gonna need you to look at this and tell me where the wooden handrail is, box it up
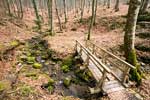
[86,41,136,69]
[76,40,111,73]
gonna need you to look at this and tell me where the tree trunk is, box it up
[63,0,67,23]
[80,0,85,22]
[94,0,98,25]
[124,0,142,85]
[115,0,120,12]
[140,0,149,14]
[47,0,53,34]
[87,0,95,40]
[6,0,11,16]
[18,0,23,19]
[32,0,41,30]
[54,0,62,31]
[107,0,111,8]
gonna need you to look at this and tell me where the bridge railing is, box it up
[85,40,136,86]
[75,40,111,90]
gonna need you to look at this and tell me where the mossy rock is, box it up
[62,56,74,67]
[19,85,34,96]
[32,63,42,69]
[25,72,37,77]
[61,65,70,73]
[48,78,55,86]
[27,57,36,64]
[10,40,20,47]
[20,55,27,61]
[0,81,10,92]
[63,77,71,87]
[47,85,54,93]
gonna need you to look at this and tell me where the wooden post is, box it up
[97,70,107,88]
[122,67,130,84]
[85,55,90,67]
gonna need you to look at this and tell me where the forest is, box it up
[0,0,149,100]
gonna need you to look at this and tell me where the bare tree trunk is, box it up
[140,0,149,14]
[47,0,53,34]
[54,0,62,31]
[124,0,142,85]
[63,0,67,23]
[87,0,95,40]
[115,0,120,12]
[94,0,98,25]
[107,0,111,8]
[6,0,11,15]
[80,0,85,22]
[18,0,23,19]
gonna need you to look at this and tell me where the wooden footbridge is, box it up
[75,40,142,100]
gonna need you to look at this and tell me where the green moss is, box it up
[19,85,34,96]
[47,85,54,93]
[61,65,70,73]
[62,56,74,67]
[127,50,142,85]
[63,77,71,87]
[0,82,7,92]
[48,78,55,85]
[32,63,42,69]
[27,57,35,64]
[10,40,19,47]
[25,72,37,77]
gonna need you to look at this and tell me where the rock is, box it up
[32,63,42,69]
[63,77,72,87]
[61,65,70,73]
[27,57,36,64]
[48,78,55,85]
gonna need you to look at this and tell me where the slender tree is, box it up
[63,0,67,23]
[80,0,85,22]
[115,0,120,12]
[87,0,95,40]
[32,0,41,30]
[124,0,142,85]
[47,0,53,34]
[6,0,11,16]
[55,0,62,31]
[107,0,111,8]
[140,0,149,14]
[93,0,98,25]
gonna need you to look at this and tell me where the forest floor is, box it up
[0,5,150,100]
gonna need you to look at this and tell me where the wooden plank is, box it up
[104,86,125,94]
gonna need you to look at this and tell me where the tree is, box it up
[54,0,62,31]
[80,0,85,22]
[47,0,53,34]
[93,0,98,25]
[107,0,111,8]
[63,0,67,23]
[115,0,120,12]
[6,0,11,16]
[140,0,149,14]
[32,0,41,31]
[87,0,95,40]
[124,0,142,85]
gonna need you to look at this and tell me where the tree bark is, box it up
[94,0,98,25]
[32,0,41,30]
[115,0,120,12]
[47,0,53,34]
[54,0,62,31]
[124,0,142,85]
[87,0,95,40]
[140,0,149,14]
[107,0,111,8]
[63,0,67,23]
[80,0,85,22]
